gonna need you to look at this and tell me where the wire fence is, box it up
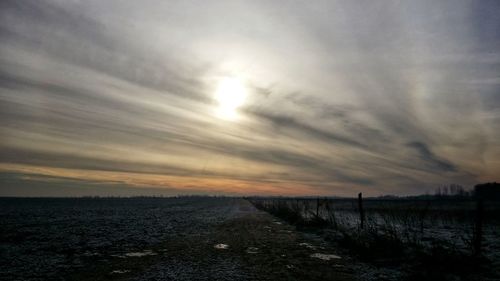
[248,194,500,259]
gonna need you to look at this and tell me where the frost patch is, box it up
[125,250,157,257]
[111,270,130,274]
[214,243,229,250]
[112,250,157,258]
[246,247,259,254]
[299,242,316,249]
[310,253,341,260]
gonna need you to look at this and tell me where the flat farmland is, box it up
[0,197,354,281]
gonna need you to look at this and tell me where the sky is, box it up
[0,0,499,197]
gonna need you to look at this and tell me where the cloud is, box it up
[406,141,456,172]
[250,110,366,149]
[0,0,498,196]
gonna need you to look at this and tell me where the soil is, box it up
[0,197,354,281]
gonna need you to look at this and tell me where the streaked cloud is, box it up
[1,0,499,196]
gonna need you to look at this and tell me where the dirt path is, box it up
[210,200,354,281]
[129,199,354,281]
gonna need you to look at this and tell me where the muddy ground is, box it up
[1,197,357,281]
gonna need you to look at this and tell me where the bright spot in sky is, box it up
[214,77,247,120]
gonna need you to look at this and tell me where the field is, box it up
[1,196,498,281]
[0,197,355,281]
[249,196,500,280]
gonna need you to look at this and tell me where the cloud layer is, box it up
[1,0,499,196]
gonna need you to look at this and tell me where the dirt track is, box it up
[131,200,354,281]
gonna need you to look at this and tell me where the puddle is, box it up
[246,247,259,254]
[111,270,130,274]
[214,243,229,250]
[310,253,341,260]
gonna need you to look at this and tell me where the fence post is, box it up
[316,198,320,218]
[473,196,483,256]
[358,192,365,229]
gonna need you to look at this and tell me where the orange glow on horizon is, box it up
[0,163,327,196]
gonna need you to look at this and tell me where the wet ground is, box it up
[0,197,354,280]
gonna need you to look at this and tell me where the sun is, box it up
[214,77,247,120]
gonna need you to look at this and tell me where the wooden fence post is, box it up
[316,198,320,218]
[473,196,483,256]
[358,192,365,229]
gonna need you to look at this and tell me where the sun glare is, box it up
[214,77,247,120]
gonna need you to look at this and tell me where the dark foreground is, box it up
[0,197,354,281]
